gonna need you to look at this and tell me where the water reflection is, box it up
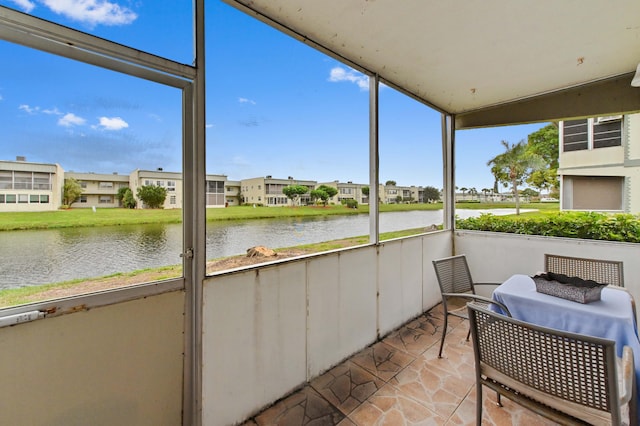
[0,209,524,289]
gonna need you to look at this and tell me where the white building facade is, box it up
[558,113,640,213]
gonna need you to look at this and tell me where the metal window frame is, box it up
[0,4,206,425]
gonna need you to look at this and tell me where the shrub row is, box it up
[456,211,640,243]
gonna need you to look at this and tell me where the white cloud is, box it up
[97,116,128,130]
[58,112,86,127]
[19,104,40,114]
[9,0,36,12]
[328,67,369,90]
[43,107,62,115]
[41,0,138,26]
[238,97,256,105]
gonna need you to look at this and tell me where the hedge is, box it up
[456,211,640,243]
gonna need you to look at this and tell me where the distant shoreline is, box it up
[0,201,556,232]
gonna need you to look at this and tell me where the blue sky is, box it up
[0,0,547,191]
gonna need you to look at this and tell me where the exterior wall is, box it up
[224,180,241,206]
[0,290,184,426]
[0,160,63,212]
[241,176,317,206]
[626,114,640,213]
[319,180,369,205]
[379,183,421,203]
[205,174,227,208]
[66,172,130,208]
[454,230,640,303]
[558,114,640,213]
[202,231,452,425]
[129,169,183,209]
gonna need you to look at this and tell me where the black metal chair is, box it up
[468,302,636,426]
[432,254,510,358]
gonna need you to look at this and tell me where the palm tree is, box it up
[487,140,543,215]
[460,187,468,200]
[469,187,478,200]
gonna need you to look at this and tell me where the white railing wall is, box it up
[455,230,640,301]
[201,230,451,425]
[0,291,185,425]
[1,229,636,425]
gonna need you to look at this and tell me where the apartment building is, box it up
[66,171,130,208]
[558,113,640,213]
[379,183,424,204]
[240,176,316,206]
[0,158,64,212]
[129,169,183,209]
[318,180,369,205]
[223,180,241,207]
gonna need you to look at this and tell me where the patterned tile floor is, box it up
[240,303,560,426]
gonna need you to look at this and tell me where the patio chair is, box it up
[545,253,637,329]
[468,303,636,426]
[432,255,510,358]
[544,253,624,287]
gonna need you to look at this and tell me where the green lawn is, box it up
[0,201,557,231]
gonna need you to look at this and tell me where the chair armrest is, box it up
[472,282,501,286]
[619,346,635,406]
[441,293,512,317]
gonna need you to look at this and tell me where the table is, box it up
[493,274,640,420]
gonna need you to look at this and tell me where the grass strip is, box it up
[0,202,555,231]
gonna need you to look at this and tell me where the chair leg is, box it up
[438,314,448,358]
[476,383,483,426]
[466,327,471,341]
[496,392,502,407]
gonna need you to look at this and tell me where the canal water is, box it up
[0,209,524,289]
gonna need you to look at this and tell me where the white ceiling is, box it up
[225,0,640,127]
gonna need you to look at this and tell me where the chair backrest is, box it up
[544,253,624,287]
[432,255,474,294]
[467,303,624,424]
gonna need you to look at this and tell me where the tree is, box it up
[423,186,440,202]
[487,140,544,215]
[459,187,468,199]
[469,187,478,200]
[520,188,539,199]
[316,185,338,205]
[62,178,83,207]
[361,186,369,196]
[526,123,560,196]
[310,188,329,205]
[116,187,137,209]
[282,185,308,206]
[137,185,168,209]
[385,180,396,186]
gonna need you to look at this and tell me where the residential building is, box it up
[205,174,229,208]
[129,169,183,209]
[0,158,64,212]
[379,183,422,204]
[66,171,130,208]
[240,176,316,206]
[558,113,640,213]
[318,180,369,205]
[223,180,241,207]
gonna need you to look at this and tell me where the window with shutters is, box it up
[562,119,588,151]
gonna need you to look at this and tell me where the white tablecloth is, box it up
[493,274,640,418]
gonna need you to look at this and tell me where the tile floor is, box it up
[240,304,560,425]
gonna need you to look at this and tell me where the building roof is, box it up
[225,0,640,128]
